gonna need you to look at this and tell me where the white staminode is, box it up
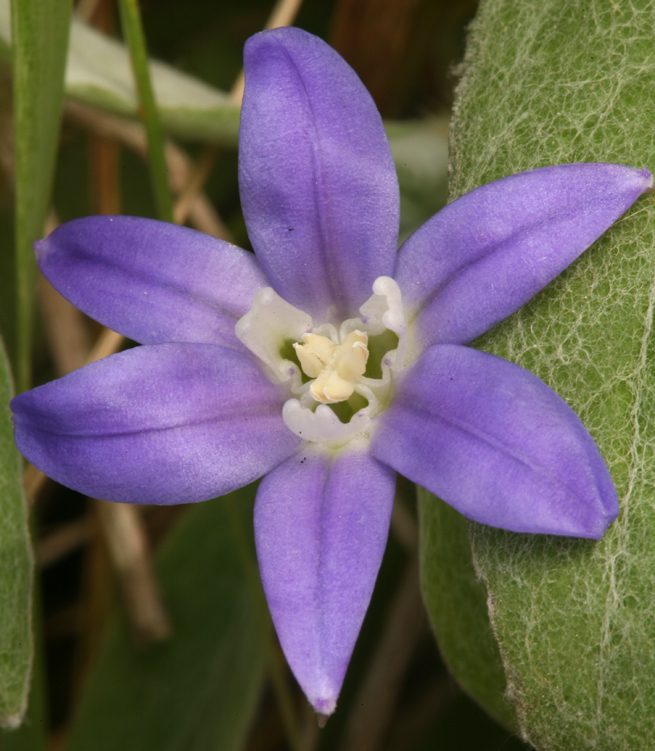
[235,287,311,386]
[294,330,369,404]
[235,276,407,446]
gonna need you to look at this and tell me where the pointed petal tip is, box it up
[624,165,654,193]
[585,500,620,541]
[312,698,337,720]
[551,508,617,541]
[640,167,654,191]
[549,477,619,541]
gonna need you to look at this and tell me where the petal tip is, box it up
[33,236,48,265]
[548,493,619,541]
[640,167,655,192]
[243,25,306,60]
[310,695,337,717]
[616,164,654,197]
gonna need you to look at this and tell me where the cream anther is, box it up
[294,330,369,404]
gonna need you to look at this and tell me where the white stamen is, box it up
[295,330,369,404]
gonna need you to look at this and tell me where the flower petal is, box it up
[239,27,399,322]
[371,344,618,538]
[254,441,395,714]
[12,344,301,504]
[395,164,653,350]
[36,216,268,350]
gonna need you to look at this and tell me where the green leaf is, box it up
[421,1,655,749]
[0,336,32,728]
[64,487,265,751]
[418,488,518,733]
[66,18,240,146]
[117,0,173,222]
[11,0,71,392]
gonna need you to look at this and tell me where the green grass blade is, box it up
[11,0,71,392]
[117,0,173,223]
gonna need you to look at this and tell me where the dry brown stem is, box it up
[95,500,172,643]
[38,517,97,568]
[38,277,92,375]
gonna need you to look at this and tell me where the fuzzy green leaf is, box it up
[418,488,518,733]
[420,1,655,749]
[64,488,265,751]
[0,337,32,728]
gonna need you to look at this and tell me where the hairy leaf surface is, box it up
[421,1,655,749]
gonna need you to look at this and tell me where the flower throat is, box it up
[235,276,407,445]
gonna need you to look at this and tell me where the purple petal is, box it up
[12,344,301,504]
[254,443,395,714]
[239,27,399,322]
[395,164,653,349]
[371,344,618,538]
[36,216,268,351]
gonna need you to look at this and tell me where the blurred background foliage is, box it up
[0,0,534,749]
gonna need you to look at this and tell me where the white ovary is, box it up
[236,276,408,446]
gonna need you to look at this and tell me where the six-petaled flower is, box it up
[11,27,652,716]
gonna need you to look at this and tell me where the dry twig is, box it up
[38,516,97,568]
[95,500,172,643]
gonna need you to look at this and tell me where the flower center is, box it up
[294,330,369,404]
[235,276,407,445]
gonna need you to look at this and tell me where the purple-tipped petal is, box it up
[254,443,395,714]
[36,216,268,351]
[239,27,399,322]
[395,164,653,350]
[372,344,618,538]
[12,344,301,504]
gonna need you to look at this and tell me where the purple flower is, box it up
[11,27,652,715]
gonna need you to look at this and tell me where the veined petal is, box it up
[12,344,301,504]
[371,344,618,538]
[239,27,399,322]
[395,164,653,350]
[254,442,395,714]
[36,216,268,351]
